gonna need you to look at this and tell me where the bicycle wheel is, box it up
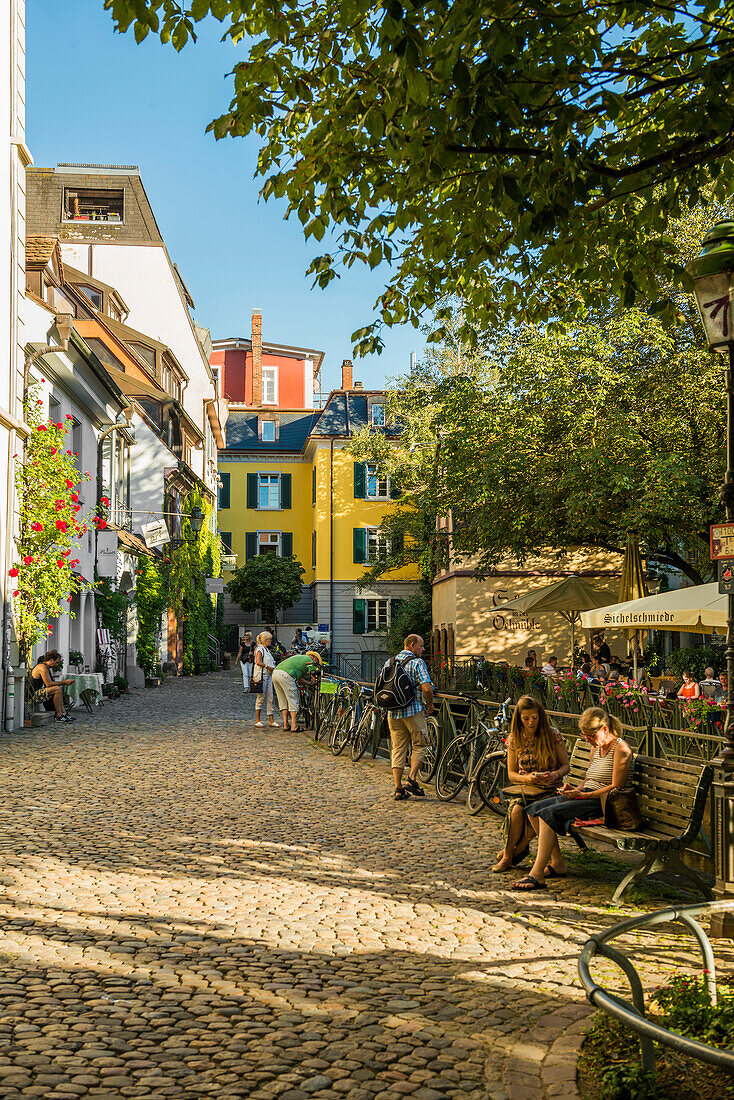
[435,735,471,801]
[417,716,440,784]
[466,776,486,815]
[476,751,509,815]
[331,706,354,756]
[352,706,379,761]
[314,695,331,741]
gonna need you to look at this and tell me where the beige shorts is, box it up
[272,668,299,714]
[387,711,428,770]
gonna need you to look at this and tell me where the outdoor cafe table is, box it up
[64,673,104,708]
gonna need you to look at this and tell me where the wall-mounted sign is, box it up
[142,520,170,548]
[205,577,225,594]
[719,560,734,594]
[221,554,237,571]
[96,530,119,577]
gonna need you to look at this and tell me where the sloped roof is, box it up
[224,410,321,452]
[26,235,59,266]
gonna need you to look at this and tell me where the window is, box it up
[220,532,232,553]
[312,531,316,568]
[258,473,280,509]
[77,284,103,310]
[371,403,385,427]
[258,531,280,555]
[312,466,316,504]
[218,472,230,510]
[130,341,157,372]
[85,337,126,373]
[261,420,276,443]
[353,598,390,634]
[63,187,124,223]
[262,367,277,404]
[367,527,388,562]
[366,463,390,500]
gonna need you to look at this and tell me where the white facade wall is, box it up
[1,0,30,729]
[24,296,130,675]
[59,242,218,498]
[128,411,176,535]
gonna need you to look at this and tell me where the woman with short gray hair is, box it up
[253,631,278,728]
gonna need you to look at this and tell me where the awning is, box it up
[580,582,725,633]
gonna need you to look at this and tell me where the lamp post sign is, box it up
[711,522,734,561]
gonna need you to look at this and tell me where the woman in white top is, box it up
[513,706,632,891]
[254,631,278,729]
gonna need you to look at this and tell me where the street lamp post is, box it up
[168,505,204,549]
[691,221,734,936]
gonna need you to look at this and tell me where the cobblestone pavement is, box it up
[0,672,728,1100]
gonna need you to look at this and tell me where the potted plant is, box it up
[68,650,84,672]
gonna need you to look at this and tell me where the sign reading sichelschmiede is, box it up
[142,520,170,548]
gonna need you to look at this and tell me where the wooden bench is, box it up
[566,739,713,904]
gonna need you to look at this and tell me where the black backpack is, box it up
[374,655,415,710]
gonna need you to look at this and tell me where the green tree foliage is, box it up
[135,556,167,676]
[106,0,734,350]
[168,489,222,675]
[386,583,432,654]
[226,554,305,621]
[10,387,96,662]
[353,204,727,586]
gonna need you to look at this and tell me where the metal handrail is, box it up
[578,900,734,1074]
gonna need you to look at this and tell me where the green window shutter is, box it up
[390,480,402,500]
[218,472,230,509]
[354,462,366,498]
[245,532,257,560]
[353,598,366,635]
[353,527,367,564]
[281,473,291,509]
[312,467,316,504]
[247,472,258,509]
[282,532,293,557]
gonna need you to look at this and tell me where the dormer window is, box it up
[77,284,103,310]
[63,187,124,224]
[130,341,157,373]
[370,402,385,427]
[259,417,277,443]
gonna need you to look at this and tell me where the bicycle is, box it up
[298,678,318,730]
[435,697,511,815]
[330,680,360,756]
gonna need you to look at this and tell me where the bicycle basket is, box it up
[319,677,338,695]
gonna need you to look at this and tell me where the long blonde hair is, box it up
[510,695,559,771]
[579,706,623,740]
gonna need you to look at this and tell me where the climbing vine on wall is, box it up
[135,555,168,677]
[95,576,129,646]
[168,489,221,676]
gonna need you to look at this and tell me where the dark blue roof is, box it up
[221,392,399,454]
[224,411,320,452]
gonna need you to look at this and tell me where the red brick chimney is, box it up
[251,309,262,407]
[341,359,353,390]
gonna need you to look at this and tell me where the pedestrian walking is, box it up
[236,631,254,693]
[253,631,278,728]
[380,633,434,801]
[272,651,323,732]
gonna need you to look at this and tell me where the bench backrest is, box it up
[567,739,712,840]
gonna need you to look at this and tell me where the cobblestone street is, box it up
[0,672,724,1100]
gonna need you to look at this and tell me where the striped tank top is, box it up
[585,740,624,792]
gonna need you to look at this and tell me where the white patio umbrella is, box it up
[580,582,726,634]
[499,576,619,665]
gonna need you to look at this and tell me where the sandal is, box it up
[512,844,530,867]
[545,866,569,879]
[512,874,547,891]
[491,861,514,874]
[405,778,425,797]
[394,787,411,801]
[292,726,305,733]
[254,722,264,728]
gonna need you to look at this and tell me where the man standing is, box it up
[272,651,322,732]
[386,634,434,801]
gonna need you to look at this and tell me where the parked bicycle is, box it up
[435,696,511,815]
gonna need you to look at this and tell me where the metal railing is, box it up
[578,900,734,1074]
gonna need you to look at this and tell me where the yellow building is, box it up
[217,388,419,670]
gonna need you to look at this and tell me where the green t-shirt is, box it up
[277,654,318,679]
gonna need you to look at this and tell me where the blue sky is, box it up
[26,2,424,392]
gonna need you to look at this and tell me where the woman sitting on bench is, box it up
[29,651,75,723]
[513,705,632,891]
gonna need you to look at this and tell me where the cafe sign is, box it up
[711,522,734,561]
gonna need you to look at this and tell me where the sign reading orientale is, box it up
[205,577,225,594]
[142,520,170,548]
[711,522,734,561]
